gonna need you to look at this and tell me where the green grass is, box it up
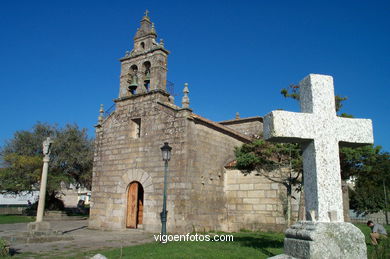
[53,232,284,259]
[0,215,34,224]
[3,221,389,259]
[62,225,390,259]
[355,223,390,258]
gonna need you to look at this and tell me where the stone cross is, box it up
[264,74,373,222]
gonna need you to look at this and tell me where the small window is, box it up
[141,42,145,49]
[130,118,141,138]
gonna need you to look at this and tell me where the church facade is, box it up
[89,12,300,233]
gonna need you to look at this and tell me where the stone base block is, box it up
[269,221,366,259]
[27,221,51,234]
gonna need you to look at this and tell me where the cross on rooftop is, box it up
[144,9,149,17]
[264,74,373,222]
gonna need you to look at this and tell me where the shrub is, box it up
[0,238,9,257]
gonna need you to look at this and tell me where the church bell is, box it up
[128,74,139,92]
[144,70,150,83]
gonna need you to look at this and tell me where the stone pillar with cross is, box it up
[27,137,54,234]
[266,74,372,259]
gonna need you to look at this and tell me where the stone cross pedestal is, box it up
[265,74,373,259]
[27,137,53,234]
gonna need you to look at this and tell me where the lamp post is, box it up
[160,142,172,236]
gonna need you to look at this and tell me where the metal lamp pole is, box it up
[160,142,172,236]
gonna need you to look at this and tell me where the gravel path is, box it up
[0,220,153,258]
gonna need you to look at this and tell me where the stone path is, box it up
[0,220,153,258]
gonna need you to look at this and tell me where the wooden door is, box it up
[126,182,138,228]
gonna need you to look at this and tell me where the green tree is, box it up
[349,150,390,219]
[235,139,302,226]
[0,122,94,198]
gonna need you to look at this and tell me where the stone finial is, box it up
[236,112,240,119]
[159,39,164,47]
[151,23,156,34]
[181,83,190,108]
[42,137,53,156]
[169,95,175,104]
[98,104,104,124]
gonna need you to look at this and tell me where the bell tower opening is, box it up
[128,65,139,94]
[143,61,151,92]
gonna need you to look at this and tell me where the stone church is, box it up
[89,12,300,233]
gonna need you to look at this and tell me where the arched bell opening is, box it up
[126,181,144,228]
[128,65,139,94]
[143,61,151,92]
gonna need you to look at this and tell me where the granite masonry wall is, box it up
[89,91,299,233]
[224,169,300,232]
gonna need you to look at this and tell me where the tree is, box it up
[0,122,94,198]
[349,150,390,220]
[235,139,302,226]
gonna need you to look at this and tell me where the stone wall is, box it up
[89,91,256,233]
[89,91,299,233]
[224,169,300,232]
[89,91,191,232]
[183,117,246,232]
[219,117,263,137]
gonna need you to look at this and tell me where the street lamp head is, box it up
[161,142,172,161]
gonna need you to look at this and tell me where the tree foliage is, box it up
[235,139,303,225]
[235,139,302,188]
[349,150,390,215]
[0,122,94,195]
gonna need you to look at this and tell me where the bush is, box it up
[0,238,9,257]
[24,192,65,216]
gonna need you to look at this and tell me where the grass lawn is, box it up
[65,224,390,259]
[0,215,35,224]
[355,223,390,257]
[3,220,389,258]
[45,232,284,259]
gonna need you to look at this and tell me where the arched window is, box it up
[130,65,138,72]
[140,42,145,49]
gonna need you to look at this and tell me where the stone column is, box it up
[36,154,50,222]
[28,137,53,233]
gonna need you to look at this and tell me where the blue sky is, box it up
[0,0,389,151]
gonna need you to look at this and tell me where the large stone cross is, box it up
[264,74,373,222]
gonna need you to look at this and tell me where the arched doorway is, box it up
[126,181,144,228]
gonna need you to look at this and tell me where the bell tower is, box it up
[118,11,170,98]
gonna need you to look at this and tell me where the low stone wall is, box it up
[350,211,390,225]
